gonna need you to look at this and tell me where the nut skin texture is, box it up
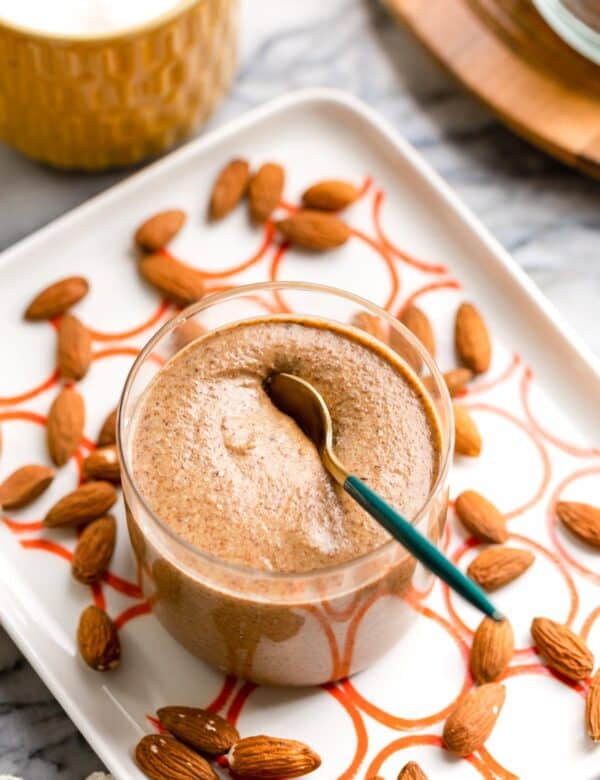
[302,179,360,211]
[209,158,250,220]
[442,368,473,397]
[0,464,54,509]
[72,515,116,584]
[97,408,117,447]
[470,617,514,684]
[47,387,85,467]
[398,760,429,779]
[134,209,186,252]
[586,669,600,742]
[401,305,435,358]
[443,683,506,757]
[467,546,535,592]
[276,210,350,251]
[24,276,89,320]
[77,606,120,671]
[157,706,239,755]
[453,404,482,457]
[44,481,117,528]
[83,445,120,483]
[138,253,204,306]
[135,734,217,780]
[57,314,92,381]
[556,501,600,549]
[229,735,322,778]
[455,302,491,374]
[249,162,285,223]
[455,490,508,544]
[531,617,594,682]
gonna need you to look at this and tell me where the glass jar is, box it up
[532,0,600,63]
[118,282,453,686]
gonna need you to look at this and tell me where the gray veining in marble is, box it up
[0,0,599,776]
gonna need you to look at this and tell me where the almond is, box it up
[398,761,428,779]
[302,179,360,211]
[0,464,55,509]
[172,319,206,350]
[468,546,534,591]
[455,490,508,544]
[47,386,85,466]
[557,501,600,549]
[83,445,120,483]
[157,706,239,755]
[443,368,473,397]
[453,404,482,457]
[209,158,250,220]
[443,683,505,756]
[351,311,389,343]
[470,616,514,683]
[401,305,435,358]
[77,605,120,671]
[44,481,117,528]
[72,515,116,584]
[249,162,285,223]
[229,735,321,778]
[24,276,89,321]
[455,302,491,374]
[135,209,186,252]
[57,314,92,381]
[586,668,600,741]
[276,210,350,251]
[531,617,594,681]
[97,407,117,447]
[139,253,204,306]
[136,734,217,780]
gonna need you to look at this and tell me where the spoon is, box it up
[265,372,503,622]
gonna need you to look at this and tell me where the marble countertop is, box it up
[0,0,598,776]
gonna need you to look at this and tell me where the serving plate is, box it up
[0,88,599,779]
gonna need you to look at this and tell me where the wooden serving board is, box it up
[383,0,600,179]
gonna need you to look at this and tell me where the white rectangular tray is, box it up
[1,88,599,779]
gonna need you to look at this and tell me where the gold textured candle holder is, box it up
[0,0,239,170]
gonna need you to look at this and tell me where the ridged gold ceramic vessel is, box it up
[0,0,238,170]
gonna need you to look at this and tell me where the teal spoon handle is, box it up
[344,475,503,621]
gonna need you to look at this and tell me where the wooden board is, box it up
[383,0,600,179]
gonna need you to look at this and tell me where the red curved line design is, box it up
[225,682,258,726]
[321,682,368,780]
[464,353,521,397]
[502,662,587,698]
[477,746,520,780]
[206,675,237,714]
[91,582,106,610]
[0,371,59,407]
[299,605,342,680]
[114,602,152,630]
[349,227,400,311]
[93,346,140,361]
[582,605,600,641]
[520,366,600,458]
[2,517,44,534]
[102,571,143,599]
[86,299,171,343]
[372,189,448,274]
[20,538,73,561]
[396,278,462,317]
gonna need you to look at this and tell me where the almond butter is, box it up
[83,445,120,483]
[468,546,534,591]
[276,210,350,251]
[398,761,428,779]
[209,158,250,220]
[139,254,204,306]
[351,311,389,343]
[47,386,85,466]
[531,617,594,681]
[57,314,92,381]
[136,734,217,780]
[77,605,120,671]
[44,481,117,528]
[586,668,600,741]
[470,616,514,684]
[557,501,600,549]
[135,209,186,252]
[157,706,239,755]
[455,490,508,544]
[443,683,505,756]
[97,407,117,447]
[249,162,285,223]
[72,515,116,584]
[453,404,482,457]
[455,302,491,374]
[302,179,360,211]
[24,276,89,321]
[0,464,55,509]
[401,305,435,358]
[229,735,321,778]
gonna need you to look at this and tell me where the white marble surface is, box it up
[0,0,599,776]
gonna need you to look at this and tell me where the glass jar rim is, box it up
[117,280,454,585]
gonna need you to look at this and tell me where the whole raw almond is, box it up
[586,668,600,741]
[455,302,491,374]
[302,179,360,211]
[77,605,120,671]
[557,501,600,549]
[57,314,92,381]
[443,368,473,397]
[47,386,85,466]
[24,276,89,321]
[135,209,186,252]
[139,253,204,306]
[470,616,514,683]
[468,546,534,591]
[276,210,350,251]
[351,311,389,343]
[229,735,321,778]
[443,683,505,756]
[97,407,117,447]
[249,162,285,223]
[83,445,120,483]
[453,404,482,457]
[44,481,117,528]
[157,706,239,755]
[398,761,428,779]
[455,490,508,544]
[531,617,594,681]
[401,305,435,358]
[0,464,55,509]
[209,158,250,220]
[136,734,217,780]
[72,515,116,584]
